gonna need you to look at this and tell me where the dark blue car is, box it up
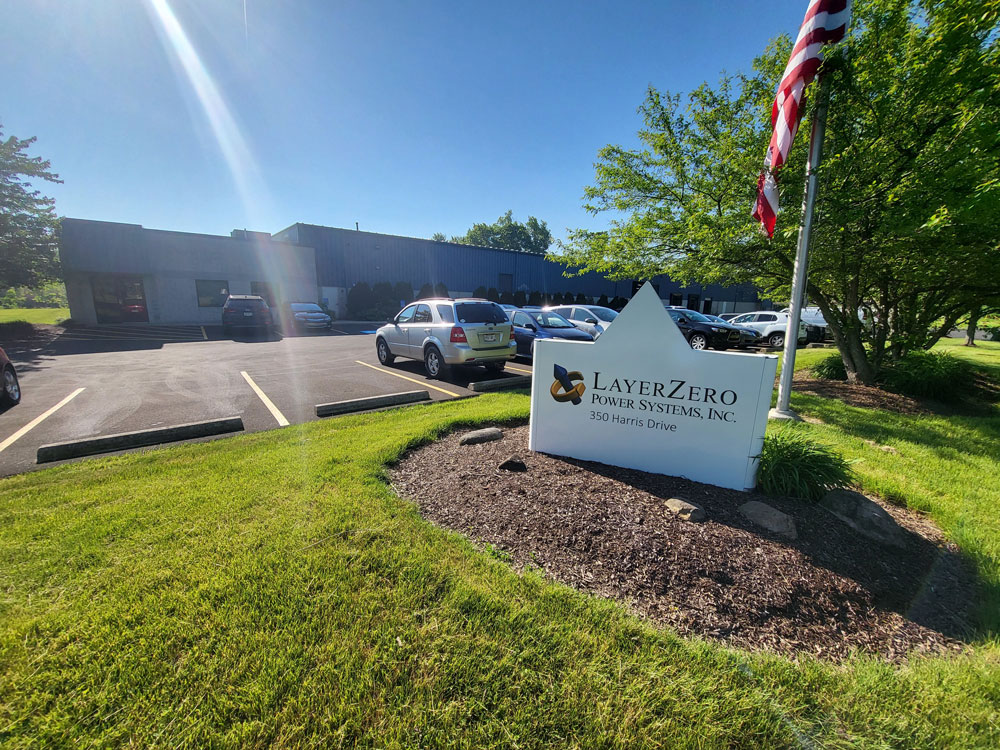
[508,309,594,358]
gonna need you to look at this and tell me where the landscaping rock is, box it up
[664,497,706,522]
[459,427,503,446]
[498,455,527,472]
[820,489,907,548]
[739,501,797,539]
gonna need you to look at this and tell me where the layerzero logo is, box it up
[550,363,586,405]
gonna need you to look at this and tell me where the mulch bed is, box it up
[792,372,930,414]
[390,424,975,662]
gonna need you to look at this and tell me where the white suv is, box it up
[728,311,808,348]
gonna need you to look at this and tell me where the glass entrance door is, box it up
[91,276,149,323]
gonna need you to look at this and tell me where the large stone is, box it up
[739,501,797,539]
[664,497,706,523]
[459,427,503,446]
[820,489,907,548]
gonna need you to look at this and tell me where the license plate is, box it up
[243,311,253,317]
[482,333,497,343]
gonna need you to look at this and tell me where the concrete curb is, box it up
[315,390,430,417]
[469,375,532,393]
[37,416,244,463]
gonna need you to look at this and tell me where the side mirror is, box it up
[585,317,598,324]
[526,323,537,332]
[387,316,397,324]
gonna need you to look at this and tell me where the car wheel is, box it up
[376,337,395,366]
[2,365,20,406]
[424,345,449,379]
[485,361,505,374]
[768,332,785,348]
[688,333,708,350]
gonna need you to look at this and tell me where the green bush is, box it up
[757,427,853,502]
[811,353,847,380]
[879,350,974,401]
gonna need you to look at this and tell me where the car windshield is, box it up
[530,311,574,329]
[588,307,617,322]
[455,302,508,324]
[679,309,710,322]
[290,303,322,313]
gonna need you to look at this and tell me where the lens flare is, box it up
[145,0,268,220]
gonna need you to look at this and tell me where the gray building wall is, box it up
[61,219,318,325]
[273,223,759,316]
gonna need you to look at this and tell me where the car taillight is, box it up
[450,326,467,343]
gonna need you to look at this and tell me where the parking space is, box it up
[0,327,533,476]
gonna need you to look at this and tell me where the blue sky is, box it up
[3,1,807,243]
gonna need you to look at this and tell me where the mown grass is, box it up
[0,307,69,325]
[1,360,1000,745]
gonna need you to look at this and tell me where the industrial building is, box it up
[60,218,763,325]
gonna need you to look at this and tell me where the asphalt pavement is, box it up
[0,324,534,476]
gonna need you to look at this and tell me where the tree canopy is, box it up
[0,125,62,290]
[452,211,553,254]
[554,0,1000,383]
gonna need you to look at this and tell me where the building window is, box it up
[686,294,700,310]
[669,293,682,306]
[196,279,229,307]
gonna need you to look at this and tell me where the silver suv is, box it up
[375,298,516,378]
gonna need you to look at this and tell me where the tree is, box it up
[0,126,62,289]
[473,285,488,298]
[512,290,527,307]
[347,282,373,318]
[499,290,514,305]
[430,232,447,242]
[418,283,434,300]
[453,211,553,254]
[554,0,1000,384]
[486,287,500,302]
[575,293,589,305]
[597,293,610,307]
[434,282,449,298]
[528,290,542,306]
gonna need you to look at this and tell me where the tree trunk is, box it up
[965,306,982,346]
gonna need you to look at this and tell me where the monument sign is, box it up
[529,283,778,491]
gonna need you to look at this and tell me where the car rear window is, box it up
[455,302,507,324]
[226,298,267,310]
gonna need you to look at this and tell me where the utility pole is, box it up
[769,75,830,421]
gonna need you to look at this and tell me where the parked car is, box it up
[704,313,761,348]
[779,306,830,342]
[0,346,20,407]
[728,311,808,348]
[718,313,741,322]
[286,301,332,331]
[546,305,618,338]
[222,294,274,335]
[121,298,147,320]
[665,308,744,350]
[507,309,594,359]
[375,298,515,378]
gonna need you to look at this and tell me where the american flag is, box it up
[752,0,852,238]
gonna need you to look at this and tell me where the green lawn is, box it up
[0,307,69,325]
[2,350,1000,746]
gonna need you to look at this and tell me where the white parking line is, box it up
[0,388,86,454]
[354,361,460,397]
[240,371,290,426]
[200,326,208,340]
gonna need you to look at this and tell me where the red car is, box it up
[0,346,20,407]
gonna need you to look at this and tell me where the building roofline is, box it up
[281,222,547,257]
[62,217,311,248]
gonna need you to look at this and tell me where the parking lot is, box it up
[0,324,535,476]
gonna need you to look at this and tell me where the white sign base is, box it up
[529,284,778,491]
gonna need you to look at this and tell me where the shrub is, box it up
[757,427,853,502]
[512,290,527,307]
[433,282,449,298]
[473,285,488,299]
[811,353,847,381]
[486,287,500,302]
[346,282,373,318]
[878,350,974,401]
[527,290,542,306]
[575,293,589,305]
[499,291,514,305]
[597,293,610,307]
[392,281,413,307]
[417,283,434,300]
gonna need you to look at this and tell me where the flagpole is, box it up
[769,74,831,421]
